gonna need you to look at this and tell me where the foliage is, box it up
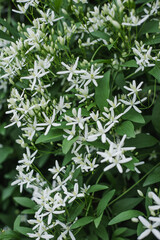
[0,0,160,239]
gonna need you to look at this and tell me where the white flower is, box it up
[57,57,83,81]
[125,161,144,174]
[22,116,44,141]
[81,65,103,87]
[88,120,114,143]
[90,111,99,122]
[122,10,149,27]
[48,160,65,179]
[132,43,157,72]
[138,216,160,240]
[37,109,61,135]
[66,108,90,130]
[120,95,147,113]
[56,220,76,240]
[55,96,70,115]
[21,61,49,91]
[97,141,117,163]
[28,228,54,240]
[85,157,99,171]
[12,3,29,14]
[107,96,121,110]
[64,125,76,141]
[149,215,160,223]
[148,192,160,214]
[98,135,135,173]
[11,170,35,192]
[18,147,37,171]
[75,86,94,103]
[124,80,144,96]
[39,9,63,25]
[103,108,123,127]
[63,183,84,203]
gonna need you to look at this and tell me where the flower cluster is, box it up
[133,191,160,240]
[0,0,160,239]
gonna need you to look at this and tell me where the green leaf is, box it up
[139,20,160,35]
[62,151,73,166]
[0,123,6,135]
[145,35,160,45]
[68,202,85,222]
[71,216,94,230]
[53,0,63,12]
[2,186,16,201]
[113,228,127,236]
[87,102,96,111]
[137,222,144,236]
[97,189,115,216]
[92,59,111,64]
[95,225,109,240]
[0,147,13,164]
[0,18,19,38]
[94,213,103,228]
[21,209,36,214]
[143,167,160,186]
[112,198,142,214]
[95,70,110,111]
[35,129,63,144]
[62,136,79,154]
[116,121,135,138]
[0,30,14,42]
[115,72,126,90]
[123,157,139,171]
[126,133,158,149]
[13,215,21,232]
[91,31,110,41]
[0,230,20,240]
[122,109,145,124]
[84,140,109,150]
[88,184,108,193]
[16,227,33,236]
[152,97,160,133]
[14,215,33,236]
[0,213,15,228]
[108,210,143,225]
[149,64,160,83]
[145,187,152,216]
[122,60,138,68]
[14,197,36,208]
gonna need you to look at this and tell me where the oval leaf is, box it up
[14,197,36,208]
[97,189,115,216]
[62,136,79,154]
[126,133,158,148]
[116,121,135,138]
[95,70,110,111]
[108,210,143,225]
[152,97,160,133]
[143,167,160,186]
[71,216,94,230]
[122,109,145,124]
[35,129,63,144]
[88,184,108,193]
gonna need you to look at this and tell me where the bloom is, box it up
[81,65,103,87]
[57,57,83,81]
[138,216,160,240]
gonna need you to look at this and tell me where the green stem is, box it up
[91,44,105,62]
[107,162,160,208]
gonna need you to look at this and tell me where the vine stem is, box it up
[107,162,160,208]
[91,44,105,62]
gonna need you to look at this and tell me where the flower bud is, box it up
[137,189,144,197]
[131,217,139,223]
